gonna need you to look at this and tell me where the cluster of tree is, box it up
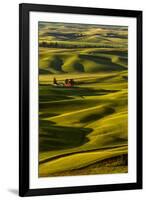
[39,41,122,49]
[39,41,98,48]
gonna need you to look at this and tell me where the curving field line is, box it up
[44,104,107,121]
[40,144,127,164]
[39,145,127,176]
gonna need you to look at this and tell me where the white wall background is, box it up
[0,0,145,199]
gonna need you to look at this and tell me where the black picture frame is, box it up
[19,3,143,197]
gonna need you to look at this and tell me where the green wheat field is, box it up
[38,22,128,177]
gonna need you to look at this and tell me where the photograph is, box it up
[19,3,142,196]
[38,21,128,177]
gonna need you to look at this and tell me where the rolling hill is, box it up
[38,21,128,177]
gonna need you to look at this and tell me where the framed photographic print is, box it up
[19,3,142,197]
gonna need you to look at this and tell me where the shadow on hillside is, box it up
[39,85,119,105]
[80,107,115,123]
[39,120,92,152]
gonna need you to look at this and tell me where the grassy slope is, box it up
[39,72,128,176]
[39,147,127,176]
[48,154,128,177]
[39,50,127,73]
[38,22,128,177]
